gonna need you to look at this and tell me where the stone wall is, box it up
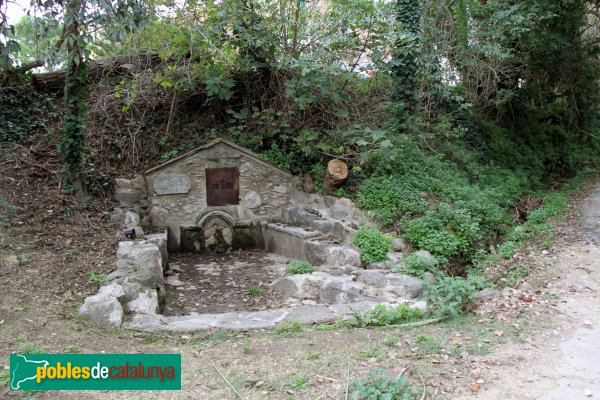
[145,141,296,250]
[79,232,168,327]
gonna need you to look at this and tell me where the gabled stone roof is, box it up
[144,138,293,176]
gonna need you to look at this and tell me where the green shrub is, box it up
[344,304,422,328]
[356,177,427,226]
[423,275,487,318]
[260,142,292,170]
[403,204,481,260]
[352,227,393,265]
[287,260,315,275]
[395,253,441,276]
[352,368,421,400]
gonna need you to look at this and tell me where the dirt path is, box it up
[471,182,600,399]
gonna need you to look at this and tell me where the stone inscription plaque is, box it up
[153,174,191,195]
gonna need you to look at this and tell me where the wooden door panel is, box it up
[206,168,239,206]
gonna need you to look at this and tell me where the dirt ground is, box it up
[1,142,599,399]
[164,251,290,316]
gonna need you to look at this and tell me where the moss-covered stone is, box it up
[232,228,256,250]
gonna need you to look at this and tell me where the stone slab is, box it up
[153,174,191,195]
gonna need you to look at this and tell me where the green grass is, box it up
[357,346,383,360]
[19,343,44,354]
[286,260,315,275]
[249,286,264,297]
[0,370,9,386]
[67,345,82,353]
[273,321,302,336]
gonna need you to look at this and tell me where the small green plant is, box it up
[290,377,311,391]
[88,270,107,284]
[249,286,264,297]
[314,323,334,331]
[352,368,421,399]
[352,227,393,265]
[20,343,44,354]
[0,370,9,386]
[415,335,442,355]
[423,275,487,318]
[161,149,179,162]
[287,260,315,275]
[395,252,440,276]
[273,321,302,335]
[307,351,321,360]
[241,337,251,354]
[67,345,81,354]
[14,335,28,344]
[344,304,422,328]
[503,264,529,287]
[357,347,382,360]
[384,336,397,347]
[496,241,518,259]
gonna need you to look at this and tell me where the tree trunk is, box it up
[323,159,348,194]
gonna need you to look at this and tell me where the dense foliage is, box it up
[1,0,598,271]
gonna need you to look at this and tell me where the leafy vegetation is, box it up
[351,368,421,400]
[352,227,393,265]
[395,253,440,277]
[423,275,488,318]
[0,0,598,321]
[344,304,422,328]
[273,321,302,336]
[286,260,315,275]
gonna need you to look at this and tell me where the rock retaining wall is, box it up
[79,231,168,327]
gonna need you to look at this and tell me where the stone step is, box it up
[283,207,353,241]
[260,221,326,261]
[259,221,362,267]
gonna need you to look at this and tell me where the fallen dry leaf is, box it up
[495,330,504,336]
[471,383,481,393]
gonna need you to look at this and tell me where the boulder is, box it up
[392,238,408,252]
[130,175,147,190]
[95,283,126,300]
[387,274,424,298]
[270,274,327,299]
[422,272,436,286]
[329,204,349,220]
[322,266,345,277]
[114,189,140,205]
[326,245,361,267]
[124,211,140,226]
[475,288,499,299]
[115,178,132,189]
[79,297,123,327]
[110,209,126,225]
[124,289,160,314]
[319,280,363,304]
[304,240,329,265]
[106,270,127,283]
[415,250,435,261]
[410,300,428,313]
[357,270,387,288]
